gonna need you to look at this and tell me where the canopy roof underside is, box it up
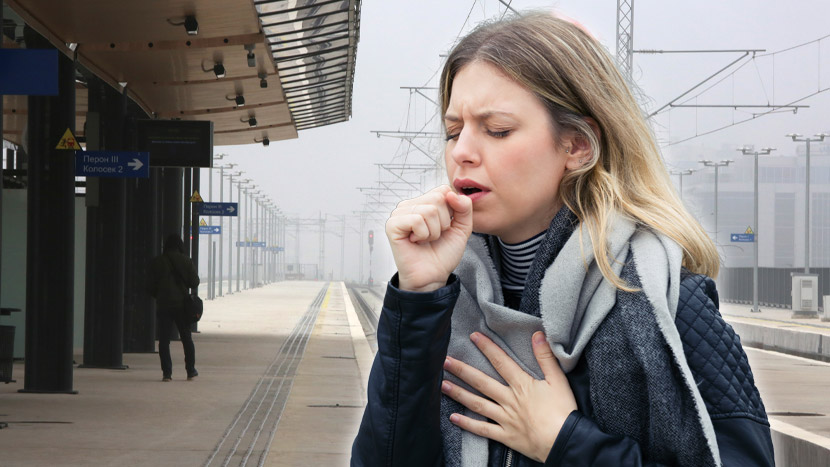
[2,0,361,147]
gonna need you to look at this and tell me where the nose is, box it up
[448,128,481,167]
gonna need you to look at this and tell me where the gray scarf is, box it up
[440,211,720,466]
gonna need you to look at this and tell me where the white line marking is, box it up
[745,347,830,367]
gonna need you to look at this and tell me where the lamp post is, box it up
[247,189,261,289]
[236,179,251,291]
[668,169,696,200]
[786,133,830,274]
[207,154,225,299]
[698,160,733,242]
[224,170,241,294]
[738,146,776,313]
[216,163,236,297]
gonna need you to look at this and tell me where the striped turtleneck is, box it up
[497,230,546,294]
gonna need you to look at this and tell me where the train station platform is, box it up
[1,281,830,466]
[0,281,373,466]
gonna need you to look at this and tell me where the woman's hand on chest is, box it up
[441,331,577,463]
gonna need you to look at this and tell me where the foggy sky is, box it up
[201,0,830,281]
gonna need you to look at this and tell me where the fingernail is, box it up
[470,332,479,343]
[449,414,460,423]
[443,358,451,369]
[533,332,545,345]
[441,381,451,393]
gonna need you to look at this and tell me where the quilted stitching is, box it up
[675,271,769,424]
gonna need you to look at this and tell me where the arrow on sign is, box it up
[128,158,144,171]
[227,206,235,213]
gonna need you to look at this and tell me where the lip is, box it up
[453,178,490,203]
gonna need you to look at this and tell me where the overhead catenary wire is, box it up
[656,33,830,146]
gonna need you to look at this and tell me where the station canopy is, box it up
[2,0,361,147]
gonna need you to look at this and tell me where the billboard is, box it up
[136,120,213,168]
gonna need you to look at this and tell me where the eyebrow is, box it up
[444,110,517,122]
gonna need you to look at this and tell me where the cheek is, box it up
[444,151,456,179]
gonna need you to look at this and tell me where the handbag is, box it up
[165,255,203,323]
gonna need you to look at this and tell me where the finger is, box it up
[386,213,430,243]
[410,204,443,242]
[441,380,505,422]
[531,331,562,381]
[444,356,511,402]
[445,191,473,233]
[469,332,526,384]
[447,412,507,445]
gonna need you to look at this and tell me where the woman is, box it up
[352,12,773,466]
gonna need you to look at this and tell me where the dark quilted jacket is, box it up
[351,271,774,466]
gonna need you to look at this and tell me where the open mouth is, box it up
[460,187,482,195]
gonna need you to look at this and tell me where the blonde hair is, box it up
[440,12,719,288]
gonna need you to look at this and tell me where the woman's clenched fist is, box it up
[385,185,473,292]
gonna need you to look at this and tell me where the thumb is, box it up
[445,191,473,234]
[532,331,561,381]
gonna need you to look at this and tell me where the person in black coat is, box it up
[147,234,200,382]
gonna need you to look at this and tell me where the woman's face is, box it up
[444,61,574,243]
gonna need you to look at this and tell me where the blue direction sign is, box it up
[199,202,238,216]
[75,151,149,178]
[0,49,58,95]
[264,247,284,252]
[199,226,221,235]
[236,241,266,247]
[731,233,755,242]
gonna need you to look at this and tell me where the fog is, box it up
[198,0,830,284]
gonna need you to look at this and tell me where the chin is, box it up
[471,216,502,237]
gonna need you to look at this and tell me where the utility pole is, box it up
[738,145,775,313]
[698,160,733,242]
[668,169,696,200]
[616,0,635,81]
[786,133,829,274]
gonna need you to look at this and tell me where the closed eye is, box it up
[488,129,511,138]
[445,133,460,142]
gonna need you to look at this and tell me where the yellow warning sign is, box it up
[190,190,203,203]
[199,218,207,226]
[56,128,81,150]
[745,226,754,234]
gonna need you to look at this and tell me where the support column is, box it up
[160,167,183,341]
[190,169,200,333]
[183,168,191,256]
[81,77,127,369]
[123,102,155,353]
[21,27,76,393]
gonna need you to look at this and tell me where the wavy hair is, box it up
[439,12,719,288]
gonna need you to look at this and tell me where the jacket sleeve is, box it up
[544,273,774,467]
[351,273,460,467]
[185,257,200,289]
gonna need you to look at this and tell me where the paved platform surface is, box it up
[0,281,372,466]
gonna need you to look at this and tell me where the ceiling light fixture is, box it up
[227,94,245,106]
[213,63,225,79]
[244,44,256,67]
[258,72,267,88]
[184,15,199,35]
[255,137,270,147]
[242,117,257,128]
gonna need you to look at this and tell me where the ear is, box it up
[563,117,601,170]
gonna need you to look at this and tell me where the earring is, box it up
[579,158,585,164]
[565,147,571,153]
